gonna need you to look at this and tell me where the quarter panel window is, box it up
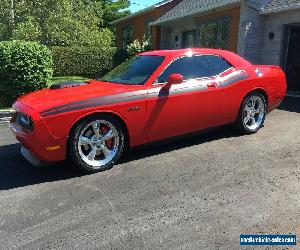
[157,56,213,83]
[206,55,233,75]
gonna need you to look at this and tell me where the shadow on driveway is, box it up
[0,126,241,191]
[1,96,297,191]
[278,95,300,113]
[0,143,83,191]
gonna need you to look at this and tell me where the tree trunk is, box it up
[10,0,15,32]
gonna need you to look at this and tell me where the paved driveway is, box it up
[0,97,299,249]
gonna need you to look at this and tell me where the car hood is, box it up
[17,80,144,113]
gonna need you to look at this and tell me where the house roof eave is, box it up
[110,6,155,25]
[110,0,175,25]
[260,3,300,15]
[152,1,240,26]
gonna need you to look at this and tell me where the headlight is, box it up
[18,113,34,131]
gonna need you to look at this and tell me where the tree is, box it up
[0,0,129,46]
[0,0,13,40]
[101,0,131,28]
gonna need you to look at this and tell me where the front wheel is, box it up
[69,115,125,173]
[236,92,267,134]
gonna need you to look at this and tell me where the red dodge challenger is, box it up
[10,48,287,173]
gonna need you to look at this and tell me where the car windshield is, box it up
[101,55,165,85]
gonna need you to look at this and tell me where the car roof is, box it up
[140,48,252,67]
[140,48,221,56]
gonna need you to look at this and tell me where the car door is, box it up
[145,55,223,142]
[206,55,250,124]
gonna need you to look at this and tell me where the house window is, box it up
[122,25,133,49]
[145,19,153,39]
[198,17,230,49]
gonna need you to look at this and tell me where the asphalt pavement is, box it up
[0,97,299,249]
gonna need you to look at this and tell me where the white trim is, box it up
[152,1,240,25]
[155,0,173,8]
[260,4,300,15]
[111,6,155,25]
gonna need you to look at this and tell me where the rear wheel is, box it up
[236,92,267,134]
[69,115,125,173]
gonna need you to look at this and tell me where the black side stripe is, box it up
[220,71,249,87]
[40,90,147,117]
[41,95,146,117]
[147,84,208,98]
[40,85,210,117]
[40,72,249,117]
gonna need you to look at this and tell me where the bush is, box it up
[51,46,119,77]
[0,41,53,106]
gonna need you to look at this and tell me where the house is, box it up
[111,0,183,50]
[113,0,300,93]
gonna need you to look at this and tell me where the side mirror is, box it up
[167,74,184,86]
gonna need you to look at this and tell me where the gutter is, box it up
[260,3,300,15]
[152,1,240,26]
[110,6,155,25]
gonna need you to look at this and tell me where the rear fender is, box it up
[253,65,287,110]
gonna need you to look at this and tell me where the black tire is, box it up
[235,92,267,134]
[69,114,125,173]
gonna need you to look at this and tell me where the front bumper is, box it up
[21,147,44,167]
[10,109,67,165]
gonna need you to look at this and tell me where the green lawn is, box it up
[49,76,90,86]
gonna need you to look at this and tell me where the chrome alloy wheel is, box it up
[242,96,265,131]
[78,120,120,169]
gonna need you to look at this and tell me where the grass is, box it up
[48,76,90,86]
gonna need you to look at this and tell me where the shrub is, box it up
[51,46,119,77]
[0,41,53,106]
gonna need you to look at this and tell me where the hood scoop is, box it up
[50,81,88,90]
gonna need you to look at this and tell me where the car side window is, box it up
[206,55,233,76]
[157,56,213,83]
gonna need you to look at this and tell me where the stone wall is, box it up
[261,10,300,66]
[237,1,267,64]
[238,0,300,66]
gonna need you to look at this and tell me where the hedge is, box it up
[51,46,129,78]
[0,43,130,107]
[0,41,53,106]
